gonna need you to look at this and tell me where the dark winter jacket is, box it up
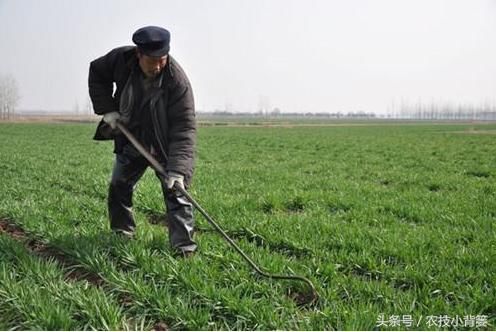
[88,46,196,185]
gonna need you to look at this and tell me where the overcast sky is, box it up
[1,0,495,114]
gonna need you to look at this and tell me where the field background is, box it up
[0,121,494,330]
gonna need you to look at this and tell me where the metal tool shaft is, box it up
[116,121,318,303]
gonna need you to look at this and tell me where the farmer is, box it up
[88,26,197,257]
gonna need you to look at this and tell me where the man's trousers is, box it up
[108,146,196,253]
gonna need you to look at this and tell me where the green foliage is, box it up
[0,122,495,330]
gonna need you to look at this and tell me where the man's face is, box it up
[137,52,168,78]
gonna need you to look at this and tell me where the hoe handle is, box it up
[115,121,318,304]
[116,122,167,176]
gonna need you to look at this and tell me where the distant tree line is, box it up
[0,74,20,120]
[388,101,496,120]
[201,102,496,121]
[202,108,377,119]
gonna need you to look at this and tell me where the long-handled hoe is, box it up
[116,122,318,305]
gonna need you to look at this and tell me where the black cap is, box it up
[132,26,170,57]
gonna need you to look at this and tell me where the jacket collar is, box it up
[124,46,138,69]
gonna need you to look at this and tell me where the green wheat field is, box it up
[0,121,494,330]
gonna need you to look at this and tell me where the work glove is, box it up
[103,111,120,129]
[167,171,184,191]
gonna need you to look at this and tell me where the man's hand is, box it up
[103,111,120,129]
[167,171,184,191]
